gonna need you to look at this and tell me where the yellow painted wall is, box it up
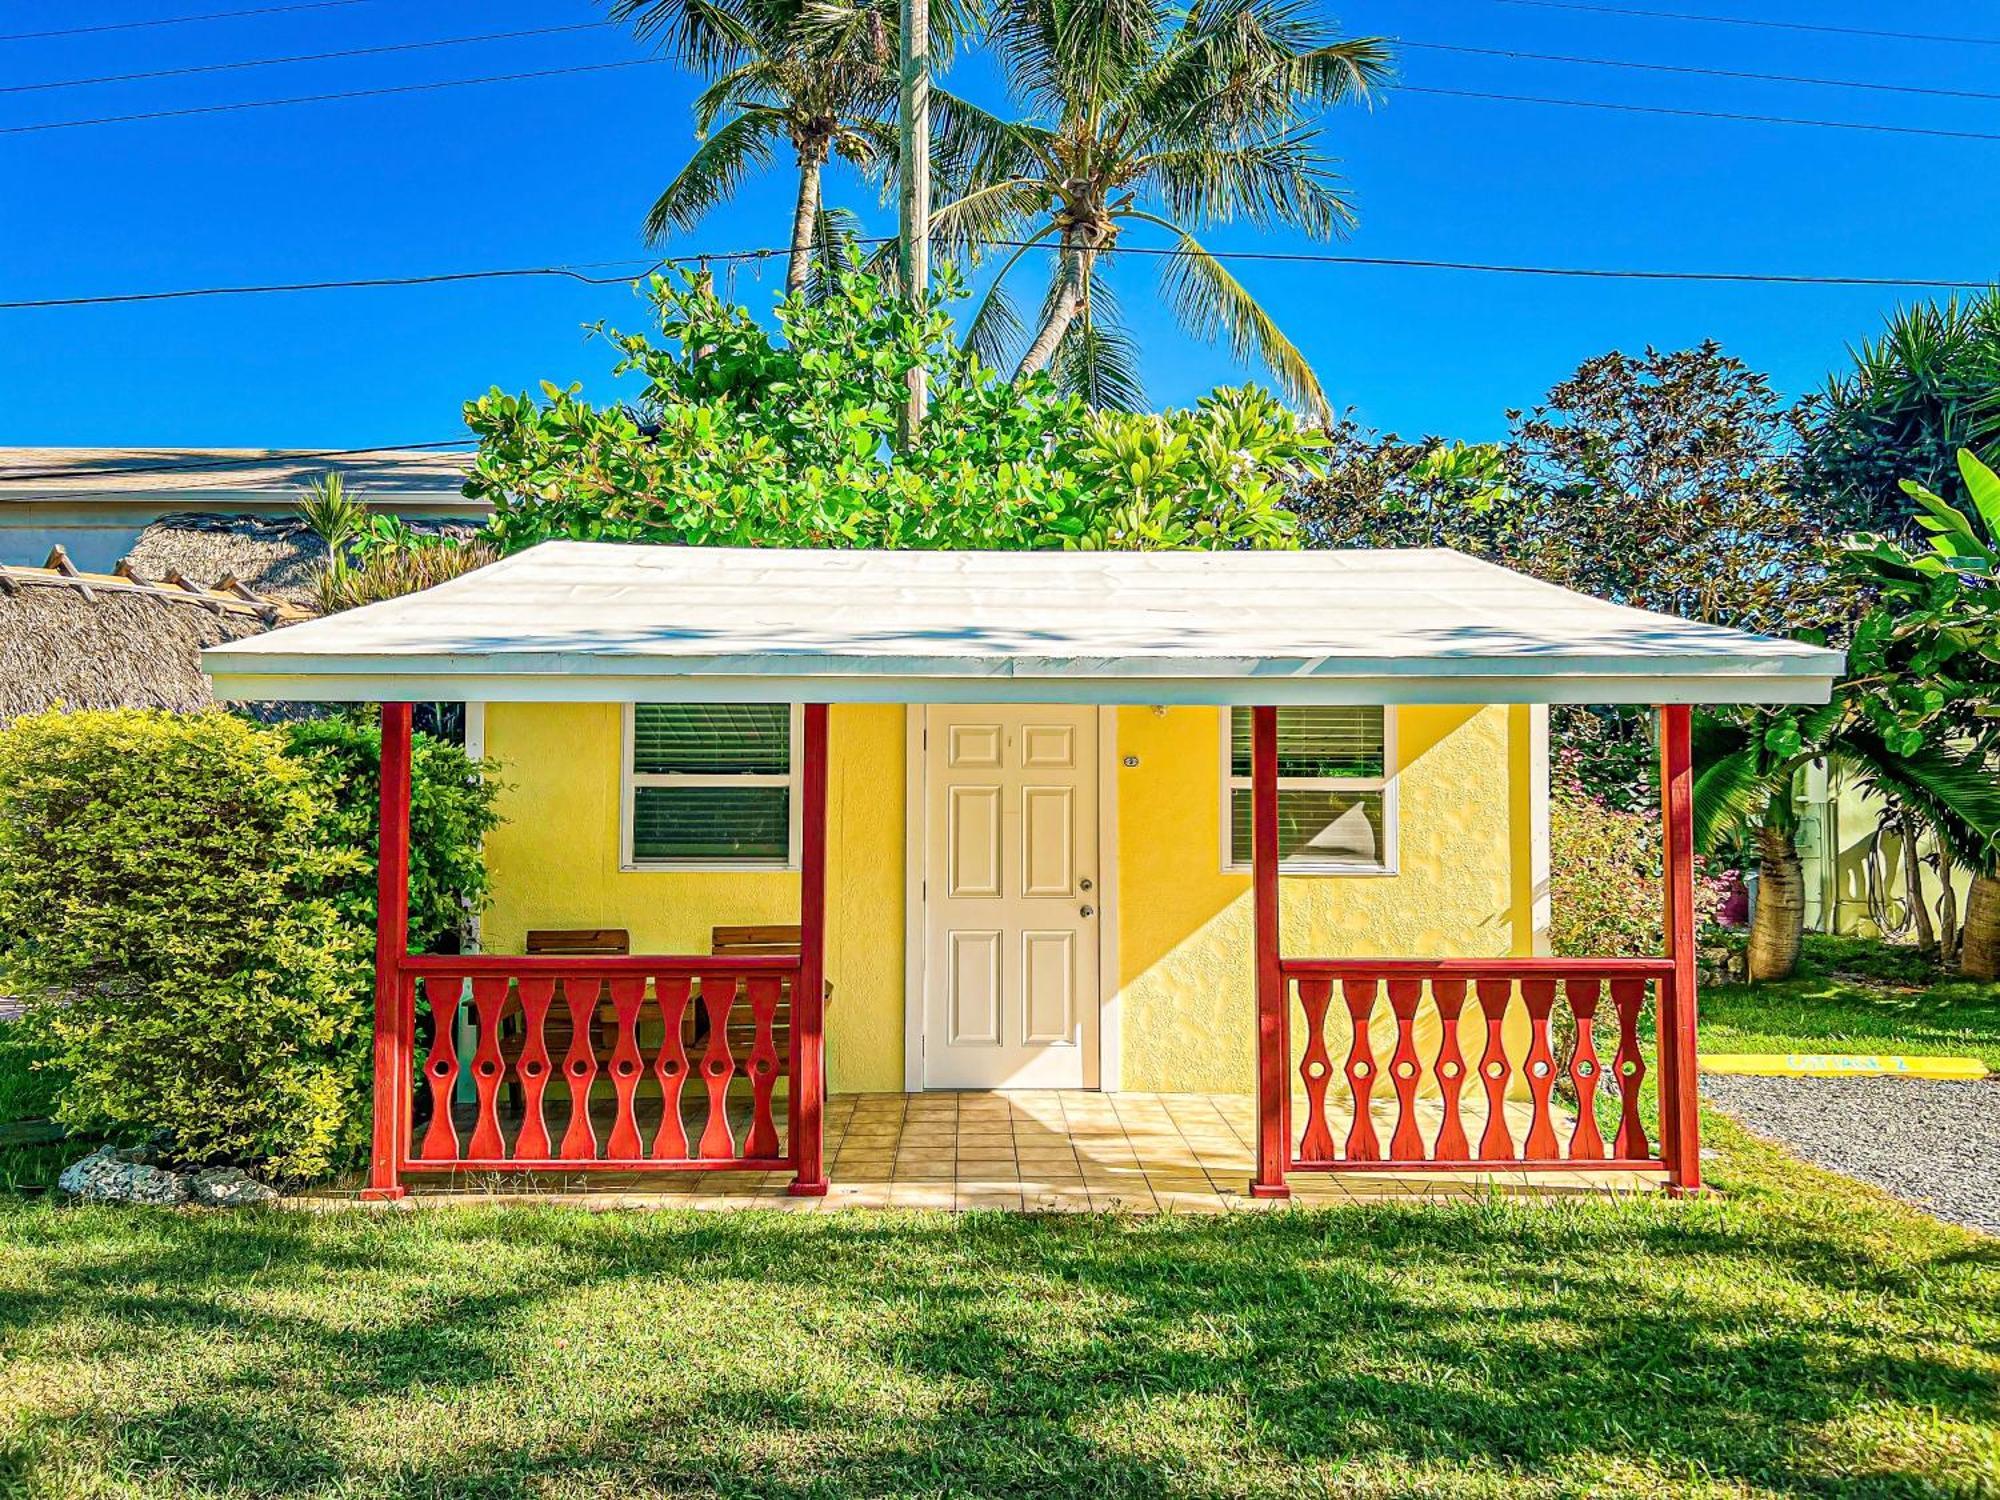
[1113,705,1542,1094]
[480,700,1541,1098]
[481,701,906,1093]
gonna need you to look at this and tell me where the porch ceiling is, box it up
[203,542,1842,705]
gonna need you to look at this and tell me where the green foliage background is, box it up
[464,264,1320,554]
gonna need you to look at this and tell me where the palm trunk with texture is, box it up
[1961,872,2000,980]
[787,151,825,295]
[1748,823,1805,981]
[1016,241,1086,377]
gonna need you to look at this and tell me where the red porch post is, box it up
[1249,704,1291,1199]
[361,701,414,1203]
[1657,703,1703,1194]
[788,701,831,1196]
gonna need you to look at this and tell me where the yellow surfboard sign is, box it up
[1700,1053,1989,1080]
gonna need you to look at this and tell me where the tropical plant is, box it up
[1801,289,2000,538]
[463,261,1320,552]
[923,0,1389,414]
[0,710,496,1180]
[611,0,903,295]
[1693,696,2000,982]
[1842,448,2000,975]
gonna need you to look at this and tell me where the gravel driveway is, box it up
[1702,1073,2000,1235]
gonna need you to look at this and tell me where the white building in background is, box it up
[0,447,488,571]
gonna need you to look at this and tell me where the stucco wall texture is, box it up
[481,701,1544,1098]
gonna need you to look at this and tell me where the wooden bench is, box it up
[490,927,821,1088]
[704,925,832,1079]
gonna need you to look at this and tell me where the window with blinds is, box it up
[626,703,798,867]
[1223,706,1396,873]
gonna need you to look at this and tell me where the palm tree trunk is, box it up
[1017,236,1086,377]
[1748,822,1805,982]
[1902,814,1937,956]
[1961,872,2000,979]
[787,148,826,296]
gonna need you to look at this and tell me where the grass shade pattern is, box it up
[0,1118,1994,1498]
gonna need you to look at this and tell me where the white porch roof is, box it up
[202,542,1842,705]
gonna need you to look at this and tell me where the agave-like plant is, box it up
[923,0,1389,414]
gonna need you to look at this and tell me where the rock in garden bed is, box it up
[55,1148,278,1208]
[56,1147,191,1206]
[1702,1073,2000,1235]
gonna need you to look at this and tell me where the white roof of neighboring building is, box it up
[0,447,479,508]
[204,542,1843,705]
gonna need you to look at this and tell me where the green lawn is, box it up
[0,1121,1995,1498]
[1701,934,2000,1071]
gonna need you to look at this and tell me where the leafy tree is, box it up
[611,0,901,295]
[463,262,1320,551]
[926,0,1389,414]
[1801,290,2000,539]
[1843,449,2000,975]
[1298,345,1848,812]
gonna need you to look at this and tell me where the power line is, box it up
[1398,39,2000,105]
[0,57,668,136]
[1,242,1986,315]
[1487,0,2000,48]
[0,245,888,311]
[1401,84,2000,143]
[0,1,375,44]
[0,440,475,485]
[1,20,620,97]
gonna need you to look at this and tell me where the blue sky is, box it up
[0,0,1993,449]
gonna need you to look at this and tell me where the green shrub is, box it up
[280,714,499,954]
[0,710,498,1181]
[1551,787,1664,958]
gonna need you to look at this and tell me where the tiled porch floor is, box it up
[380,1091,1663,1211]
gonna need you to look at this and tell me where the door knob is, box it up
[1080,904,1095,918]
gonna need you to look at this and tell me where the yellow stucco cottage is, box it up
[204,544,1840,1204]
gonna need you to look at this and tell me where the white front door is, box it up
[922,706,1100,1089]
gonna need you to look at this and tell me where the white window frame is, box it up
[620,702,804,872]
[1219,706,1400,876]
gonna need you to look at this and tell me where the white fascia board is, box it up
[207,660,1840,707]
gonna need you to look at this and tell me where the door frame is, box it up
[902,704,1121,1093]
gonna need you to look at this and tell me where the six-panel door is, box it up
[922,707,1100,1088]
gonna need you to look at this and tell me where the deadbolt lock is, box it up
[1080,877,1094,891]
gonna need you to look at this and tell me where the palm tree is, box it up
[612,0,900,295]
[925,0,1390,414]
[1694,705,2000,981]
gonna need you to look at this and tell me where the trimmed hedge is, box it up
[0,709,497,1181]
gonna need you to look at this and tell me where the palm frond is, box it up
[1136,210,1327,420]
[1692,744,1772,851]
[643,108,788,243]
[1837,730,2000,873]
[804,204,867,305]
[1138,130,1355,239]
[611,0,765,70]
[927,177,1049,264]
[1054,273,1146,410]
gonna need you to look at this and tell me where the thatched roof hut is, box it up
[0,545,307,722]
[123,513,328,607]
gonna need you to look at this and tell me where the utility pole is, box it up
[897,0,930,442]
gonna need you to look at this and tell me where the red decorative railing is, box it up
[397,954,806,1174]
[1281,958,1676,1174]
